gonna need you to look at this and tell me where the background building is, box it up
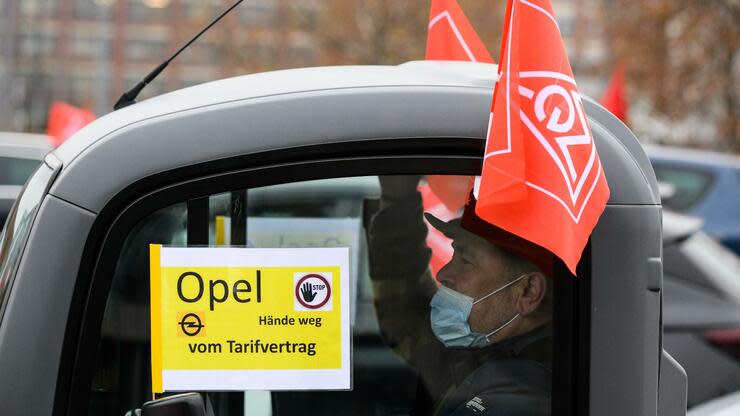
[0,0,321,129]
[0,0,737,152]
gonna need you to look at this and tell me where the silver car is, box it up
[0,62,685,416]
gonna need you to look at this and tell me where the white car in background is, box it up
[688,390,740,416]
[0,133,52,226]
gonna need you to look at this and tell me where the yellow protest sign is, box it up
[150,245,351,392]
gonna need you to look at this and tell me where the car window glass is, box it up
[653,165,713,211]
[0,156,44,186]
[88,174,554,416]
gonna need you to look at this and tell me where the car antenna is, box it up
[113,0,244,111]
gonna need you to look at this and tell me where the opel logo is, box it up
[178,312,204,337]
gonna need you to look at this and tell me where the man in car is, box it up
[368,176,553,416]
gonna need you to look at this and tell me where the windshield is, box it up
[0,163,57,322]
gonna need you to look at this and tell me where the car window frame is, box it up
[56,138,589,416]
[0,162,59,323]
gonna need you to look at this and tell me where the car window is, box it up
[0,156,44,186]
[88,174,556,416]
[652,165,713,211]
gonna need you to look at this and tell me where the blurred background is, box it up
[0,0,737,152]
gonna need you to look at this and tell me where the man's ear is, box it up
[515,273,547,316]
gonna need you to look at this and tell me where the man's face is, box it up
[436,229,520,334]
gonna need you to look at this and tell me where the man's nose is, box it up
[436,259,456,288]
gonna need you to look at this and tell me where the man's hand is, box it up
[379,175,422,200]
[301,282,317,303]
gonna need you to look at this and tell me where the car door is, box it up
[57,140,586,416]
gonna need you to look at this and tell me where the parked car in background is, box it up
[663,211,740,407]
[687,390,740,416]
[0,133,52,226]
[646,145,740,254]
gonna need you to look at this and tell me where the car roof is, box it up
[645,144,740,169]
[0,132,52,160]
[51,61,497,168]
[47,61,659,213]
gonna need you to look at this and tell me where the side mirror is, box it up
[138,392,213,416]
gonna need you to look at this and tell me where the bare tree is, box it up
[317,0,504,65]
[608,0,739,152]
[196,0,504,78]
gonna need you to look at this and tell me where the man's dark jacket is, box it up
[368,186,552,416]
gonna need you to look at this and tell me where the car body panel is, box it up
[0,195,95,415]
[590,205,663,415]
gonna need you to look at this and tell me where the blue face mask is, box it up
[430,274,527,348]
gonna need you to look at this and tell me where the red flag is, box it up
[426,174,474,213]
[426,0,494,63]
[46,101,96,147]
[426,0,492,213]
[600,65,628,123]
[476,0,610,274]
